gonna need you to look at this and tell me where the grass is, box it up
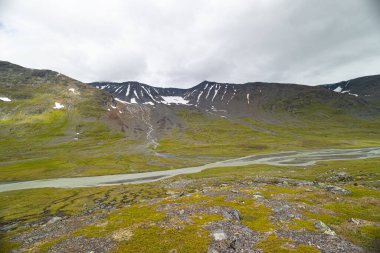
[1,157,379,252]
[156,109,380,160]
[1,85,380,182]
[114,214,220,253]
[255,234,320,253]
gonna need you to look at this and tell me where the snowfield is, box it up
[0,97,11,102]
[161,96,189,105]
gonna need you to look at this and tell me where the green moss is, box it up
[287,219,318,232]
[187,196,275,232]
[117,214,220,253]
[261,185,305,199]
[36,237,68,253]
[255,234,320,253]
[0,234,19,253]
[323,203,380,222]
[360,226,380,239]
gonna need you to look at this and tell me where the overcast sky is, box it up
[0,0,379,87]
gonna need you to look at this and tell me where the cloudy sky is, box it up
[0,0,379,87]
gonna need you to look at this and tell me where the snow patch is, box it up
[0,97,11,102]
[333,86,342,92]
[126,85,131,96]
[206,85,213,99]
[247,93,250,104]
[115,86,123,93]
[130,98,137,104]
[212,85,220,101]
[115,98,128,104]
[143,101,154,105]
[161,96,189,105]
[68,88,79,95]
[196,91,204,104]
[53,102,64,109]
[221,86,227,100]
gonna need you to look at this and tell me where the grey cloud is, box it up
[0,0,379,88]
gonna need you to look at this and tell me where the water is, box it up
[0,147,379,192]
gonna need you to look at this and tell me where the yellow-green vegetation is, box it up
[206,196,274,232]
[114,214,221,253]
[255,234,320,253]
[287,219,318,232]
[157,109,380,159]
[0,183,168,223]
[2,81,380,182]
[1,149,379,252]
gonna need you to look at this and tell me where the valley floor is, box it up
[1,157,379,253]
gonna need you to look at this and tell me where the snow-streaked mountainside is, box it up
[321,75,380,103]
[89,79,374,118]
[91,75,380,109]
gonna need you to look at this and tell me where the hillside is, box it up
[0,61,193,181]
[1,61,380,183]
[90,80,373,119]
[0,61,380,253]
[321,75,380,104]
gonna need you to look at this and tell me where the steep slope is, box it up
[0,61,190,181]
[1,61,379,182]
[90,81,164,104]
[89,81,187,105]
[183,81,366,117]
[321,75,380,104]
[92,80,371,120]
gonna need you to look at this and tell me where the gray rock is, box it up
[223,209,241,221]
[213,230,227,241]
[314,221,336,236]
[325,185,351,195]
[252,192,264,199]
[1,223,18,232]
[273,205,291,212]
[327,172,353,182]
[349,218,360,225]
[47,216,62,224]
[207,248,219,253]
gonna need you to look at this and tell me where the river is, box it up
[0,147,379,192]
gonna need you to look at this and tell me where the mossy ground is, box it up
[1,158,379,252]
[157,109,380,158]
[2,95,379,182]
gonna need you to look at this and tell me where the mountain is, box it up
[320,74,380,104]
[1,61,380,253]
[89,81,187,105]
[90,79,373,120]
[1,60,380,183]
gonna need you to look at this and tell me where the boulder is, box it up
[314,221,336,236]
[212,230,227,241]
[223,209,241,221]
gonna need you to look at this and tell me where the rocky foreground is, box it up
[1,160,379,253]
